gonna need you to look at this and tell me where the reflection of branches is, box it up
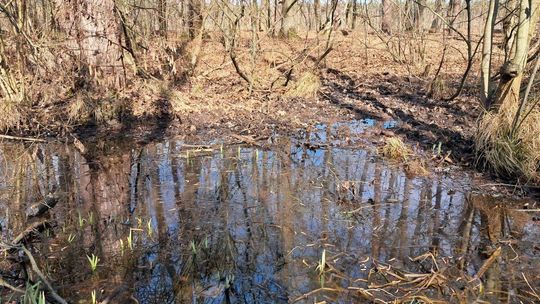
[1,242,69,304]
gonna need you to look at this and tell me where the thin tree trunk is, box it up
[314,0,320,30]
[188,0,202,40]
[480,0,499,105]
[502,0,518,60]
[381,0,391,33]
[491,0,540,111]
[430,0,443,32]
[351,0,357,29]
[280,0,294,37]
[157,0,167,37]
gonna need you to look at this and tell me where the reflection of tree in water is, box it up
[0,140,538,303]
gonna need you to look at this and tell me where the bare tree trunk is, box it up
[157,0,167,37]
[75,0,122,83]
[430,0,443,32]
[447,0,462,33]
[381,0,391,33]
[480,0,499,105]
[345,1,351,28]
[491,0,540,111]
[265,0,271,30]
[502,0,518,60]
[280,0,294,37]
[314,0,320,30]
[188,0,202,40]
[351,0,357,29]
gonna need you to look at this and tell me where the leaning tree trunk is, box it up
[491,0,540,111]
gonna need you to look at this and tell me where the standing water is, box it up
[0,120,539,303]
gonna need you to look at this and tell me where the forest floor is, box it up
[10,31,498,187]
[72,32,480,163]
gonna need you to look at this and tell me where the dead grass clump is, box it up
[286,72,320,98]
[68,93,93,124]
[427,76,447,99]
[475,102,540,183]
[68,92,129,125]
[0,101,23,131]
[381,136,411,161]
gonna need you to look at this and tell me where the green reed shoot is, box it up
[67,233,75,243]
[87,254,100,272]
[38,291,45,304]
[78,211,85,227]
[91,290,97,304]
[316,249,326,276]
[316,249,326,287]
[190,240,197,255]
[88,211,94,225]
[147,218,153,237]
[127,229,133,250]
[120,239,125,256]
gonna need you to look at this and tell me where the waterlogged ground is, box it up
[0,120,539,303]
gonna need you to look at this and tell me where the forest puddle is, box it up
[0,121,539,303]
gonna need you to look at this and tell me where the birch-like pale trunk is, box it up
[491,0,540,111]
[280,0,294,37]
[480,0,498,105]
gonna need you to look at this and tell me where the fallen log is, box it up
[25,193,59,218]
[12,219,50,245]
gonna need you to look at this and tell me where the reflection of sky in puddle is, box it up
[0,121,538,303]
[308,119,399,144]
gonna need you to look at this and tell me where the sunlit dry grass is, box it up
[381,136,411,161]
[286,71,321,98]
[475,101,540,183]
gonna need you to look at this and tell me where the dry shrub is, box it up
[286,72,320,98]
[381,136,411,161]
[475,101,540,183]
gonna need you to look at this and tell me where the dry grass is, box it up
[381,136,411,161]
[475,101,540,183]
[286,72,321,98]
[0,101,23,131]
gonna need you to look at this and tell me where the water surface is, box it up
[0,121,539,303]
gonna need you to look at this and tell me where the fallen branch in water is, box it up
[469,246,501,282]
[0,277,25,294]
[12,219,50,245]
[0,134,47,142]
[21,246,68,304]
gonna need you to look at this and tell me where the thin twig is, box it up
[0,134,47,142]
[21,246,68,304]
